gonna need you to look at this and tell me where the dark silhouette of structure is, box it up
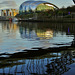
[0,51,74,75]
[73,0,75,3]
[71,35,75,47]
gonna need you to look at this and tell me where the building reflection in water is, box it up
[2,21,18,32]
[1,21,19,39]
[1,22,75,41]
[0,51,74,75]
[0,22,75,52]
[18,22,75,40]
[19,23,53,40]
[0,22,75,74]
[36,29,53,39]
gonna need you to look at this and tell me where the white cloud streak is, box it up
[0,0,18,9]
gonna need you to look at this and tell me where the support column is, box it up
[4,10,6,16]
[1,10,3,16]
[6,9,9,16]
[11,9,14,16]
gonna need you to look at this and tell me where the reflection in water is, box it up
[46,51,73,75]
[36,29,53,39]
[0,22,75,53]
[0,51,74,75]
[0,22,75,75]
[19,23,53,40]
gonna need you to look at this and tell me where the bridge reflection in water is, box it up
[0,51,74,75]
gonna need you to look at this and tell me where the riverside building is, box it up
[1,9,19,16]
[19,1,58,15]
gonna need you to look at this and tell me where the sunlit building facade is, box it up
[19,1,58,14]
[1,9,19,16]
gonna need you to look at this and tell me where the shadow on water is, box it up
[0,50,75,75]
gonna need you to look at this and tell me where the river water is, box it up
[0,22,74,54]
[0,21,75,75]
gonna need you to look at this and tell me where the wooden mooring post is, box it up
[71,35,75,47]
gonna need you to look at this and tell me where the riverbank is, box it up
[18,18,75,23]
[0,18,75,23]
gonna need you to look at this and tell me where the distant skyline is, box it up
[0,0,74,10]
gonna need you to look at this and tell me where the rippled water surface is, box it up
[0,22,75,75]
[0,22,74,53]
[0,50,75,75]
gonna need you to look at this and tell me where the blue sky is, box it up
[0,0,74,9]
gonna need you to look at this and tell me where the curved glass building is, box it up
[19,1,58,14]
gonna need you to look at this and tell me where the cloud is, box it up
[0,0,18,9]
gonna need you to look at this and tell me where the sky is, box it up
[0,0,74,10]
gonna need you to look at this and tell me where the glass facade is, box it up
[19,1,58,14]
